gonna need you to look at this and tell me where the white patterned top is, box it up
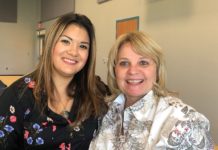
[89,90,214,150]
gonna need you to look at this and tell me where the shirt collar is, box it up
[130,90,156,121]
[113,93,125,111]
[114,90,156,121]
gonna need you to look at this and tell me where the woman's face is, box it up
[52,24,90,80]
[115,42,157,106]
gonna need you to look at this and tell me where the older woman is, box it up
[89,31,214,150]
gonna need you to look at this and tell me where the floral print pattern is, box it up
[0,105,16,146]
[89,91,214,150]
[24,123,44,145]
[0,76,98,149]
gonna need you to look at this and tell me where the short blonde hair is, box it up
[107,31,169,101]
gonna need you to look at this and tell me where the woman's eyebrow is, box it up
[60,35,89,45]
[60,35,72,41]
[81,41,90,45]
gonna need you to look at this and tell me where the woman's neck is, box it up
[48,73,74,115]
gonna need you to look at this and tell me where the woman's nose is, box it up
[127,65,138,75]
[67,44,78,56]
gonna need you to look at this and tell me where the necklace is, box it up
[48,83,74,119]
[59,98,73,119]
[48,97,73,120]
[61,110,70,119]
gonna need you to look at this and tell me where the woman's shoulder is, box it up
[162,96,194,111]
[158,96,213,149]
[7,75,34,97]
[161,96,209,123]
[1,74,36,107]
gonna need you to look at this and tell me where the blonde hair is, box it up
[107,31,170,101]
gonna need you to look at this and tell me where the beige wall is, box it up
[0,0,40,75]
[75,0,218,143]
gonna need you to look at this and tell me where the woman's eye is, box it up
[80,44,89,50]
[119,61,129,67]
[139,60,149,66]
[60,39,71,45]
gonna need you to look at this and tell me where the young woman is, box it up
[0,13,108,150]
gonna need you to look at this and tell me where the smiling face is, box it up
[52,24,90,80]
[115,42,157,106]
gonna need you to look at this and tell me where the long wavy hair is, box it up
[107,31,173,101]
[33,13,107,125]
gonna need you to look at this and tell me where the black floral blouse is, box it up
[0,76,99,150]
